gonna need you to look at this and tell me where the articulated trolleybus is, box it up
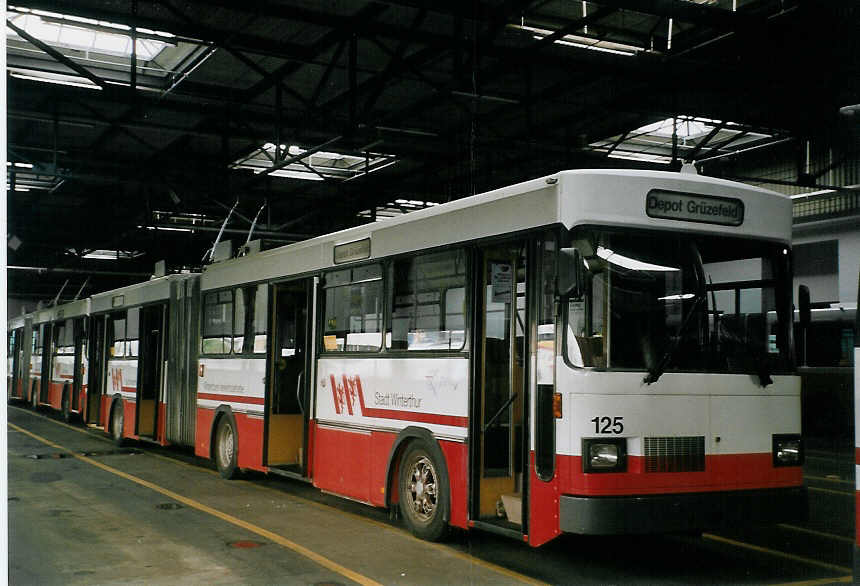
[195,168,803,546]
[8,169,805,546]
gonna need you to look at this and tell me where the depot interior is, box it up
[5,1,859,445]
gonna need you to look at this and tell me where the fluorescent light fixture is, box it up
[511,23,642,57]
[6,162,34,169]
[596,246,679,272]
[70,248,145,260]
[658,293,696,301]
[10,71,102,90]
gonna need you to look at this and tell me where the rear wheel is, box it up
[111,401,125,446]
[30,382,39,409]
[398,441,448,541]
[215,415,238,479]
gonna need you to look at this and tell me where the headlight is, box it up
[773,434,803,467]
[583,438,627,473]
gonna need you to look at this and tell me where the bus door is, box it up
[471,241,528,531]
[10,328,23,399]
[86,316,106,424]
[71,318,87,413]
[39,323,53,404]
[137,304,165,438]
[266,278,314,476]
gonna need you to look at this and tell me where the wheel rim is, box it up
[218,422,234,468]
[406,455,438,522]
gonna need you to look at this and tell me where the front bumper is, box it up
[559,486,807,535]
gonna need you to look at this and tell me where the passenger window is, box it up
[109,313,127,358]
[202,291,234,354]
[387,249,467,351]
[126,307,140,358]
[323,265,383,352]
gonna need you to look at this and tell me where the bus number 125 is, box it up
[591,416,624,434]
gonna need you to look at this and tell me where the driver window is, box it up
[566,261,607,368]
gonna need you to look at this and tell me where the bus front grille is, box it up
[644,436,706,473]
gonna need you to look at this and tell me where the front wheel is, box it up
[30,382,39,410]
[398,441,448,541]
[215,415,239,479]
[111,401,125,446]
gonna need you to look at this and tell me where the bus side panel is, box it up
[313,426,372,504]
[370,431,395,507]
[158,401,167,445]
[235,413,265,472]
[123,399,137,438]
[77,383,87,417]
[528,451,561,547]
[101,395,112,428]
[195,407,215,459]
[439,440,468,530]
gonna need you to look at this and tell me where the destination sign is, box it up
[646,190,744,226]
[333,238,371,264]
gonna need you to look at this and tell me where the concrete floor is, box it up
[7,405,855,585]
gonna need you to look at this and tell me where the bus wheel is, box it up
[111,401,125,446]
[215,416,238,479]
[398,441,448,541]
[30,382,39,410]
[61,386,71,422]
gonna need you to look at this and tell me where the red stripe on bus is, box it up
[197,392,265,405]
[855,447,860,465]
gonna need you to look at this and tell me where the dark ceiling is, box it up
[7,0,860,302]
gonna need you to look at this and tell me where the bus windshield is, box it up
[565,227,793,376]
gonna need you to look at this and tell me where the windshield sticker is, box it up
[646,190,744,226]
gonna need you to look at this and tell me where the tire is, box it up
[398,441,448,541]
[61,386,72,422]
[111,400,125,446]
[214,415,239,479]
[30,382,39,410]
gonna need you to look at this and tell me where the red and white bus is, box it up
[88,273,199,445]
[11,300,91,420]
[8,168,805,546]
[193,168,805,545]
[7,314,29,403]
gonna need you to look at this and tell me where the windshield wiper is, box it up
[643,292,706,385]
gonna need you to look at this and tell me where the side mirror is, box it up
[798,284,811,328]
[557,248,584,298]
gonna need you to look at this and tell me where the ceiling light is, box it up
[10,71,102,90]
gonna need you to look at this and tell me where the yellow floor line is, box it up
[9,421,381,586]
[769,576,853,586]
[13,406,546,585]
[778,524,855,544]
[808,485,854,497]
[702,533,852,574]
[804,475,854,486]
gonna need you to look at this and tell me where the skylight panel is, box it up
[7,10,172,60]
[231,143,397,182]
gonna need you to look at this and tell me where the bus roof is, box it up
[91,272,198,314]
[200,168,791,291]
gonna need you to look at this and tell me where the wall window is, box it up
[202,290,234,354]
[387,249,467,351]
[323,264,383,352]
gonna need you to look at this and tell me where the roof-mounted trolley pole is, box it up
[205,199,239,263]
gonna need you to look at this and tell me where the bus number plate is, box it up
[591,416,624,434]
